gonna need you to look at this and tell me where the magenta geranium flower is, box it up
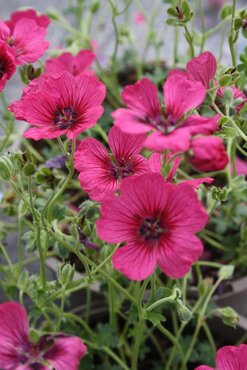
[188,136,229,172]
[0,41,16,91]
[74,126,150,201]
[112,73,218,152]
[0,15,49,65]
[186,51,217,89]
[45,49,96,76]
[0,301,87,370]
[195,344,247,370]
[149,153,213,188]
[5,9,50,30]
[9,71,106,140]
[97,173,208,280]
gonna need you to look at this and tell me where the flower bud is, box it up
[23,163,36,177]
[222,87,234,105]
[218,265,234,280]
[79,199,99,220]
[188,136,229,172]
[90,0,100,13]
[0,156,13,180]
[57,263,75,286]
[17,271,29,290]
[219,307,239,328]
[176,302,192,322]
[211,186,228,202]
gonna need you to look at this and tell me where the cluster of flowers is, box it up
[1,7,246,370]
[1,301,247,369]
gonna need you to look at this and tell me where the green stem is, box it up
[56,287,65,331]
[184,277,223,364]
[173,26,179,67]
[157,323,186,370]
[131,317,145,370]
[199,0,205,53]
[0,242,14,272]
[146,294,176,312]
[228,0,237,67]
[184,25,195,58]
[27,177,46,288]
[203,322,217,355]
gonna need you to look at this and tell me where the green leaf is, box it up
[234,17,243,31]
[182,0,191,18]
[167,7,178,17]
[220,5,232,20]
[166,18,179,26]
[218,126,238,138]
[95,323,118,348]
[219,74,232,87]
[145,311,166,326]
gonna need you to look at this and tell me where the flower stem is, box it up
[184,25,195,58]
[131,317,145,370]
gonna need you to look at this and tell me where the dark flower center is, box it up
[111,158,135,179]
[8,37,14,46]
[141,114,176,135]
[139,217,164,241]
[54,106,77,129]
[0,63,5,78]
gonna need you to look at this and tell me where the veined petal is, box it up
[44,337,87,370]
[157,232,203,278]
[0,302,30,369]
[108,126,146,158]
[112,241,157,280]
[186,51,217,88]
[164,71,206,123]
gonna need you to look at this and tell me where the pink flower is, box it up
[0,16,49,65]
[186,51,217,89]
[97,173,208,280]
[188,136,229,172]
[74,126,150,201]
[233,157,247,176]
[195,344,247,370]
[45,49,96,76]
[216,85,247,112]
[112,73,218,152]
[134,12,146,24]
[149,153,213,188]
[0,301,87,370]
[5,9,50,30]
[9,71,106,140]
[0,41,16,91]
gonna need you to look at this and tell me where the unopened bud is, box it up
[57,263,75,286]
[218,265,234,280]
[23,163,36,177]
[219,307,239,328]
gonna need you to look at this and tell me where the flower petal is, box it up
[164,71,206,123]
[108,126,146,158]
[74,137,117,201]
[112,241,157,280]
[145,129,191,152]
[44,337,87,370]
[186,51,217,89]
[157,232,203,278]
[216,344,247,370]
[0,302,30,369]
[181,114,219,135]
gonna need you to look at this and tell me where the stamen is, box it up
[54,107,77,129]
